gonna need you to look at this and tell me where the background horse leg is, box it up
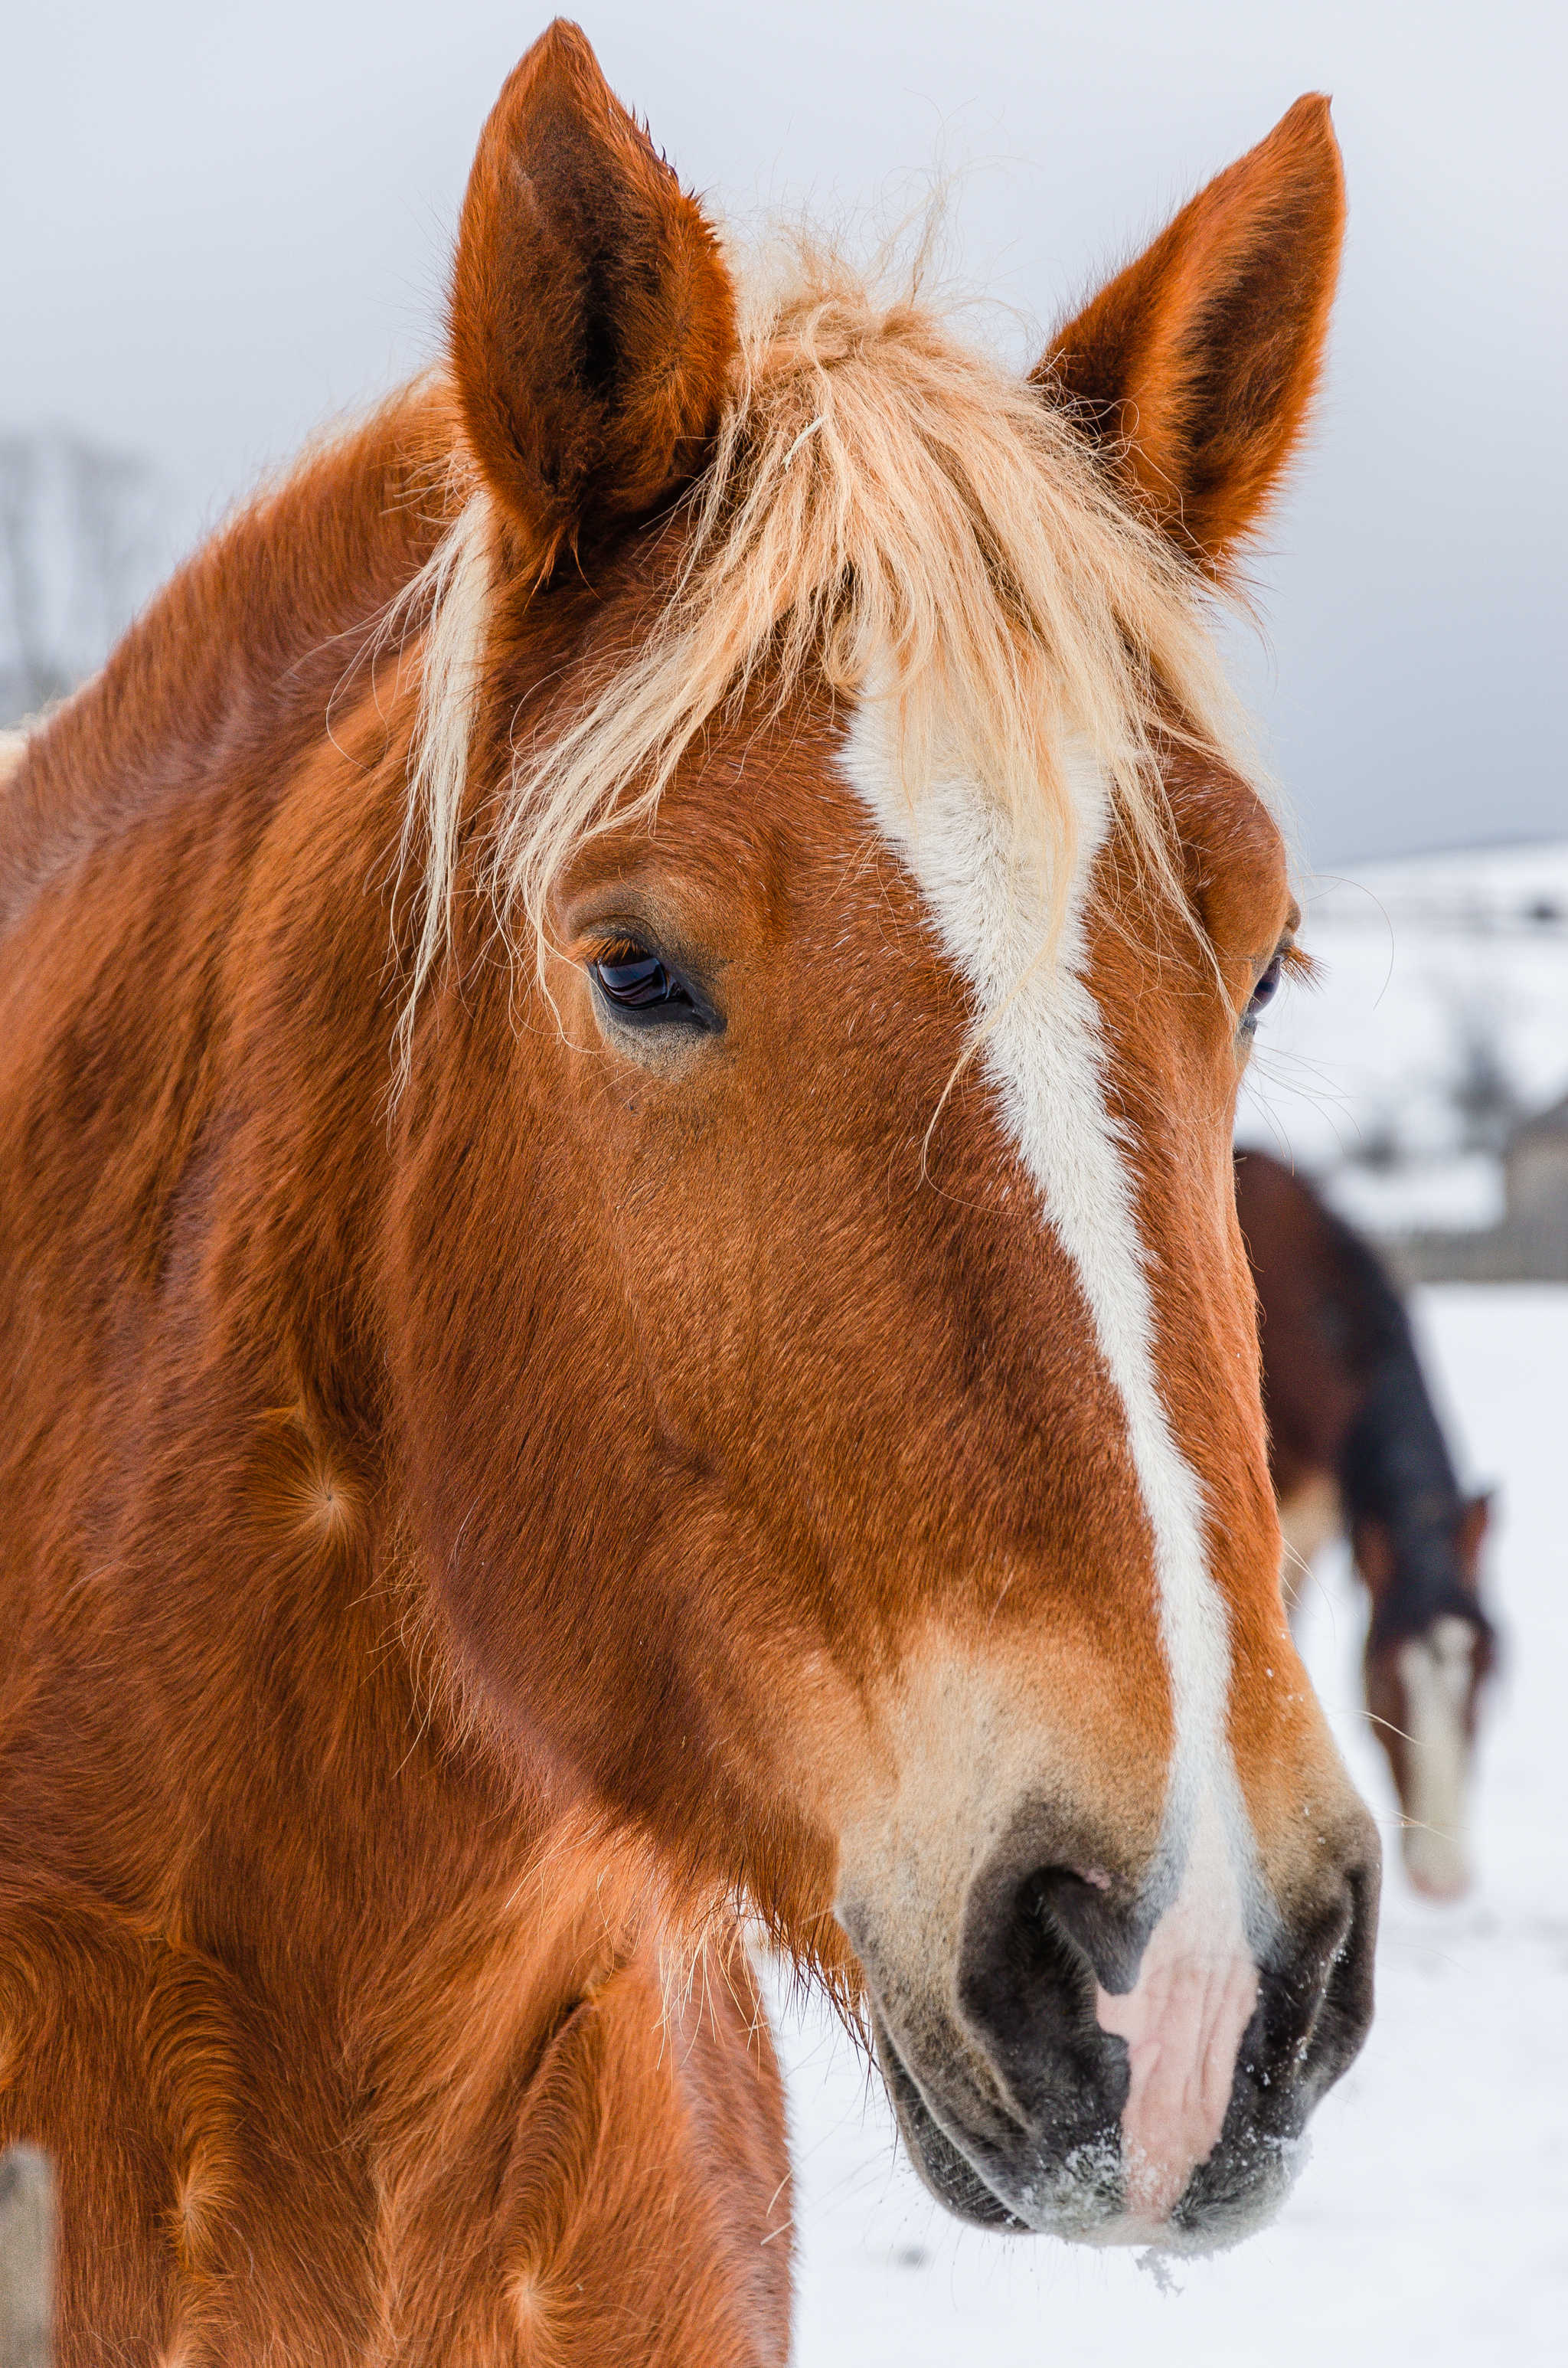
[1277,1471,1343,1618]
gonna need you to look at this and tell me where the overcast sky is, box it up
[5,1,1563,865]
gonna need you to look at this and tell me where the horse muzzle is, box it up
[840,1807,1380,2251]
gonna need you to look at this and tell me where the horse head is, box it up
[385,21,1379,2252]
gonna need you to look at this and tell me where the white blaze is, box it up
[841,692,1263,2225]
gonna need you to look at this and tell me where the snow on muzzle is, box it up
[840,1791,1380,2251]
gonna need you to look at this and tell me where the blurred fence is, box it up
[1382,1215,1568,1287]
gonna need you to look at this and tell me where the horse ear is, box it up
[1039,95,1345,577]
[450,18,737,571]
[1458,1493,1493,1562]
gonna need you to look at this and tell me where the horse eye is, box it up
[1243,953,1285,1031]
[590,946,698,1020]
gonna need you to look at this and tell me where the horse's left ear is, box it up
[1039,95,1345,577]
[450,18,737,571]
[1458,1492,1494,1563]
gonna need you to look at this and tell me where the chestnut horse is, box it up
[1235,1149,1493,1899]
[0,25,1378,2360]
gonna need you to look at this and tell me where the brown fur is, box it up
[1,24,1365,2358]
[452,21,737,572]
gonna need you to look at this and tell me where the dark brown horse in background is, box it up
[1236,1149,1494,1899]
[2,21,1377,2360]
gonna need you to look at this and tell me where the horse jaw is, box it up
[1396,1616,1478,1900]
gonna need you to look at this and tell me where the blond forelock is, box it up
[397,233,1253,1050]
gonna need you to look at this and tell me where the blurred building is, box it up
[1390,1091,1568,1284]
[1506,1094,1568,1225]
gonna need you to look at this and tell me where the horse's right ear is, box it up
[1040,95,1345,579]
[450,19,737,573]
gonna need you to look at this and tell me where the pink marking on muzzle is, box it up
[1094,1820,1259,2228]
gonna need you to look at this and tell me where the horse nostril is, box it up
[1315,1859,1378,2068]
[1253,1856,1379,2108]
[927,1816,1381,2240]
[956,1863,1134,2122]
[962,1868,1090,2023]
[1025,1866,1147,1993]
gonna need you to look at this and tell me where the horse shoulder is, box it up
[495,1943,791,2367]
[356,1933,791,2366]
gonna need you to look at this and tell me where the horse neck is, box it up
[1302,1205,1471,1636]
[1343,1349,1470,1630]
[0,390,648,2096]
[1302,1194,1449,1514]
[1333,1273,1475,1651]
[11,1274,642,2115]
[1,379,459,926]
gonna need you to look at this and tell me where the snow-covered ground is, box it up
[1236,841,1568,1235]
[771,1284,1568,2361]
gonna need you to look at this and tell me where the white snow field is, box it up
[771,1284,1568,2362]
[1234,839,1568,1235]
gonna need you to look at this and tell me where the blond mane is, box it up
[397,237,1252,1051]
